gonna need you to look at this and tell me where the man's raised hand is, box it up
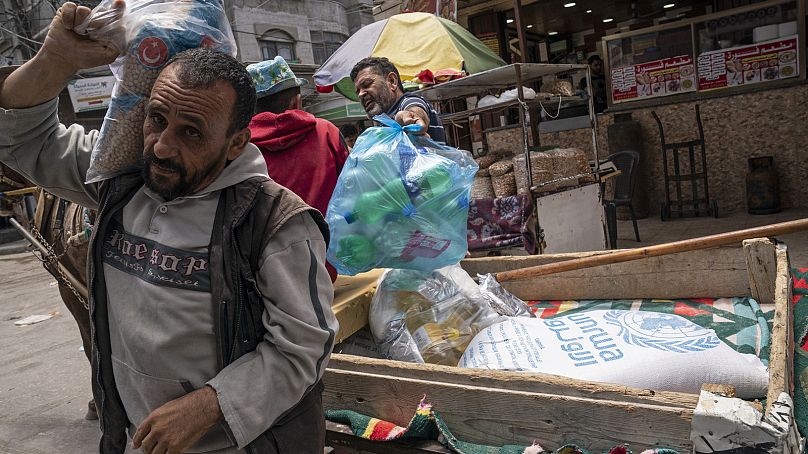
[39,1,124,74]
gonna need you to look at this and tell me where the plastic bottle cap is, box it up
[402,204,417,217]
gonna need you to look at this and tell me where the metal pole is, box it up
[516,65,530,190]
[9,217,89,299]
[584,65,605,249]
[512,0,528,63]
[515,64,542,253]
[585,66,600,179]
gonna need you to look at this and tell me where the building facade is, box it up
[0,0,63,66]
[227,0,374,112]
[228,0,373,64]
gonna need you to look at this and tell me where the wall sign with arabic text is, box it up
[67,76,116,113]
[611,55,696,103]
[697,36,799,91]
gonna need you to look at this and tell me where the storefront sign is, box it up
[697,36,799,91]
[611,55,696,103]
[67,76,115,113]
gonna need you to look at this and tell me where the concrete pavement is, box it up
[615,207,808,267]
[0,251,98,454]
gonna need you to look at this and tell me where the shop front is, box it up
[598,0,806,216]
[459,0,807,216]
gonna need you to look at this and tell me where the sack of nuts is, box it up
[77,0,237,183]
[488,159,516,198]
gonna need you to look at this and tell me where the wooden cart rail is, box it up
[325,238,796,452]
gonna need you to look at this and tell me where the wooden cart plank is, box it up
[323,369,695,452]
[333,270,383,344]
[765,243,794,412]
[743,238,777,304]
[328,354,698,409]
[461,247,749,300]
[326,240,793,451]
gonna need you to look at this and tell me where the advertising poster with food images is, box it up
[697,36,799,91]
[611,55,696,103]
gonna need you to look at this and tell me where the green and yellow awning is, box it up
[314,13,505,101]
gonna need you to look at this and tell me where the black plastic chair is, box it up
[604,151,641,248]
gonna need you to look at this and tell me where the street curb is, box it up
[0,240,30,256]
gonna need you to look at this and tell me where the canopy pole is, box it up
[512,0,528,63]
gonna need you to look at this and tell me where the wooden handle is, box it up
[495,218,808,283]
[0,186,37,197]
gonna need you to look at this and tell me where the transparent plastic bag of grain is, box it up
[77,0,237,183]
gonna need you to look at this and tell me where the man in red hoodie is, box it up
[247,57,349,281]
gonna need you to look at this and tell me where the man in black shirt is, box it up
[587,54,608,113]
[350,57,446,143]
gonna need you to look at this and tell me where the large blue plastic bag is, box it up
[326,116,478,275]
[76,0,237,183]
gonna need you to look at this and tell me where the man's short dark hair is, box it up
[587,54,603,65]
[350,57,405,92]
[339,123,358,138]
[255,86,301,115]
[164,48,256,136]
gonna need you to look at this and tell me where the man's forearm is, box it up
[0,53,75,109]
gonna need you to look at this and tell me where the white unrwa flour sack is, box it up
[459,310,769,398]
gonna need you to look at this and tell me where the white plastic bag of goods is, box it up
[458,310,769,398]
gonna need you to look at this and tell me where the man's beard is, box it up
[364,90,397,118]
[141,152,221,201]
[365,102,384,117]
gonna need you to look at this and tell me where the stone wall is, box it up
[538,83,808,215]
[231,0,352,64]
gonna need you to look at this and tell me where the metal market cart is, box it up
[416,63,608,254]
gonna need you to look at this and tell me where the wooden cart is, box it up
[326,238,799,453]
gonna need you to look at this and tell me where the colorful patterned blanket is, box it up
[326,398,678,454]
[790,267,808,436]
[529,269,808,438]
[467,194,538,254]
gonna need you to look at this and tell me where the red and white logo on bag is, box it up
[200,36,217,49]
[137,37,169,68]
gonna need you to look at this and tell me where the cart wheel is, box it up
[711,200,719,218]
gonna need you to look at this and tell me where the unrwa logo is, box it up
[604,310,720,353]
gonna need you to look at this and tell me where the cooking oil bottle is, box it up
[400,295,480,366]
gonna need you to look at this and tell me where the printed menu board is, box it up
[611,55,696,103]
[697,36,799,91]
